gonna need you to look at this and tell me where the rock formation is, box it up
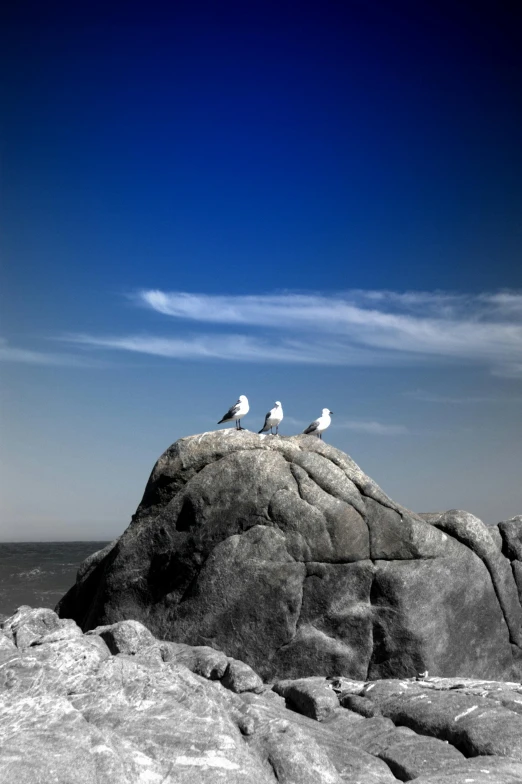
[57,429,522,682]
[3,607,522,783]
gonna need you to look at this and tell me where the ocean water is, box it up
[0,541,110,622]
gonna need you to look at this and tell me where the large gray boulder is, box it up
[57,430,522,681]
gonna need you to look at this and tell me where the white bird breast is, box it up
[236,400,249,417]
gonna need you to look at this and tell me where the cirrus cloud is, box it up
[128,288,522,375]
[59,288,522,376]
[0,337,98,367]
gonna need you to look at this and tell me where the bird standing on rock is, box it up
[258,401,283,435]
[302,408,333,439]
[217,395,250,430]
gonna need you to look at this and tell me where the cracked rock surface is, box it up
[57,430,522,681]
[3,610,522,783]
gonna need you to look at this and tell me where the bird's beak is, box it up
[330,411,334,415]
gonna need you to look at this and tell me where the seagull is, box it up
[217,395,250,430]
[258,401,283,435]
[302,408,333,440]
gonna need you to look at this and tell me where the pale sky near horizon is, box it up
[1,1,521,541]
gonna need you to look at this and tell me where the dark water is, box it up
[0,541,110,622]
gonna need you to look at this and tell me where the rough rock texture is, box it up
[497,516,522,613]
[273,676,341,721]
[58,430,522,681]
[86,618,157,654]
[498,516,522,561]
[433,509,522,647]
[4,609,522,784]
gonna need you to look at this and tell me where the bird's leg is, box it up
[275,425,279,435]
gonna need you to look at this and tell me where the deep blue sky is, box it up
[1,1,521,539]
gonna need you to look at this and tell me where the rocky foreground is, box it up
[7,431,522,782]
[2,607,522,784]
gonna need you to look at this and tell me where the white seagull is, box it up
[258,401,284,435]
[302,408,333,440]
[217,395,250,430]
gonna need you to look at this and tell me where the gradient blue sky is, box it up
[1,1,521,540]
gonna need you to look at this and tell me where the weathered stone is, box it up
[459,707,522,758]
[410,756,522,784]
[488,524,504,551]
[248,720,344,784]
[165,525,307,680]
[31,618,83,645]
[334,714,414,755]
[486,688,522,714]
[513,557,522,602]
[160,640,229,679]
[368,552,514,680]
[128,643,165,669]
[221,658,264,693]
[54,541,120,625]
[362,679,416,700]
[57,431,522,681]
[377,735,465,780]
[241,690,395,783]
[2,606,63,649]
[316,741,397,784]
[273,561,374,680]
[76,538,120,582]
[0,631,18,664]
[498,516,522,561]
[87,619,156,655]
[0,694,134,784]
[273,677,340,721]
[7,605,522,784]
[365,497,452,560]
[68,656,274,783]
[364,684,522,760]
[0,613,275,783]
[435,509,522,646]
[329,675,367,695]
[0,607,391,783]
[340,693,383,717]
[0,633,111,697]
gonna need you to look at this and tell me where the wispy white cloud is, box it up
[66,332,394,366]
[0,338,95,367]
[405,389,522,404]
[131,289,522,375]
[492,362,522,379]
[335,418,410,435]
[137,288,522,324]
[55,288,522,376]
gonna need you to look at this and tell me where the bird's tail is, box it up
[217,418,226,424]
[258,427,267,434]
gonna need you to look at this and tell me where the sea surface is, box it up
[0,541,110,622]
